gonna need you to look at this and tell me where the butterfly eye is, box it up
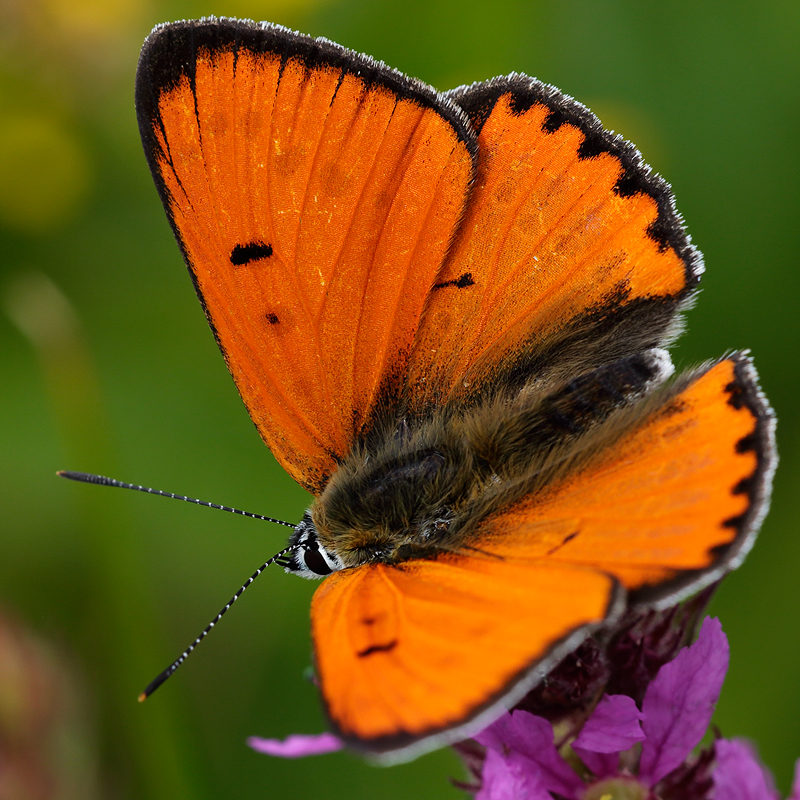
[284,513,342,578]
[302,544,333,576]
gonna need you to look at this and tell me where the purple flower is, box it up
[476,616,730,798]
[250,613,800,800]
[247,732,344,758]
[639,615,728,783]
[714,739,800,800]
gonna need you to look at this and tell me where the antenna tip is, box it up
[57,470,83,481]
[138,692,148,703]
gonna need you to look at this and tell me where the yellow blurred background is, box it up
[1,0,798,797]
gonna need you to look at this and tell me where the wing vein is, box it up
[291,66,345,417]
[463,116,580,354]
[345,101,430,420]
[361,117,459,410]
[316,92,402,328]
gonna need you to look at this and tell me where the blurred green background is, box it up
[1,0,798,797]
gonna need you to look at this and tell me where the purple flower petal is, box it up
[789,759,800,800]
[247,732,344,758]
[477,749,519,800]
[713,738,779,800]
[576,750,620,779]
[476,710,583,798]
[477,749,553,800]
[572,694,645,777]
[639,616,729,785]
[575,694,646,754]
[475,711,516,753]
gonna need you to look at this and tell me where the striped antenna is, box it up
[57,470,300,699]
[138,544,296,701]
[57,471,295,529]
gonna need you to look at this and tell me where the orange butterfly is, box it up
[134,18,775,762]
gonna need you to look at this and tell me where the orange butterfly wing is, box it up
[310,355,774,757]
[135,20,475,492]
[405,78,701,413]
[482,355,774,601]
[311,553,618,758]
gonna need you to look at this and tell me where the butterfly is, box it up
[134,17,775,763]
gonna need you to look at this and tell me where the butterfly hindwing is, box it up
[478,353,775,603]
[310,354,774,757]
[135,19,476,492]
[404,76,702,414]
[311,553,619,759]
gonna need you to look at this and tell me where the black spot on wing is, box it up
[721,512,746,530]
[357,640,398,658]
[231,241,273,265]
[725,378,748,410]
[265,312,280,324]
[433,272,475,290]
[719,356,774,533]
[735,431,758,454]
[546,532,578,556]
[541,103,570,133]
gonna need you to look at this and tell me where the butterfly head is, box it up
[285,511,345,579]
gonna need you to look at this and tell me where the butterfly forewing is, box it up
[405,77,702,414]
[136,19,476,492]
